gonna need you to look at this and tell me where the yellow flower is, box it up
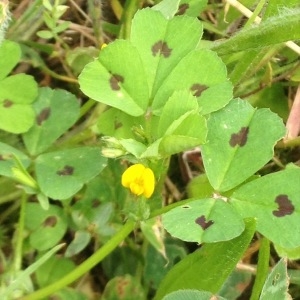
[121,164,155,198]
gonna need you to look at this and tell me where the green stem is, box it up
[250,237,270,300]
[119,0,142,39]
[21,219,136,300]
[13,192,27,274]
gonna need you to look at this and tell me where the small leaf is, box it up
[25,203,68,251]
[0,40,21,80]
[35,147,107,200]
[36,30,54,39]
[157,90,199,138]
[0,74,38,133]
[64,231,91,257]
[230,167,300,248]
[35,255,75,288]
[201,99,286,191]
[155,218,256,299]
[22,87,80,155]
[259,258,292,300]
[162,198,244,243]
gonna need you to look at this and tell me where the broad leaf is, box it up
[79,40,149,116]
[162,198,244,243]
[155,219,256,299]
[201,99,286,191]
[230,167,300,248]
[0,74,37,133]
[35,147,107,200]
[23,87,80,155]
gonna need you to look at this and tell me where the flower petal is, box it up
[121,164,145,188]
[142,167,155,198]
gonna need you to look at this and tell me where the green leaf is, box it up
[35,255,75,287]
[22,87,80,155]
[230,167,300,248]
[157,90,198,138]
[144,241,186,289]
[64,231,91,257]
[177,0,208,17]
[151,49,232,115]
[201,99,286,192]
[25,203,68,251]
[0,40,21,80]
[259,258,292,300]
[162,198,244,243]
[154,218,256,299]
[159,113,207,156]
[163,290,226,300]
[35,147,107,200]
[152,0,181,18]
[274,244,300,260]
[0,74,38,133]
[0,142,30,177]
[36,30,54,39]
[131,8,202,99]
[212,8,300,55]
[97,108,145,139]
[79,40,149,116]
[102,275,145,300]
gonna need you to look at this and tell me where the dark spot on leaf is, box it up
[3,99,13,108]
[229,127,249,147]
[43,216,57,227]
[109,74,124,91]
[36,107,51,126]
[0,155,4,161]
[57,165,74,176]
[182,205,191,209]
[114,120,122,129]
[92,199,100,208]
[272,273,281,286]
[190,84,208,97]
[273,194,295,217]
[175,3,189,15]
[195,215,214,230]
[151,40,172,58]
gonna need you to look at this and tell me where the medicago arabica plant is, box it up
[0,0,300,299]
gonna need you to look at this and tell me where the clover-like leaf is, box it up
[0,74,38,133]
[162,198,244,244]
[35,147,107,200]
[79,40,149,116]
[25,203,68,251]
[22,87,80,155]
[230,167,300,248]
[201,99,286,192]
